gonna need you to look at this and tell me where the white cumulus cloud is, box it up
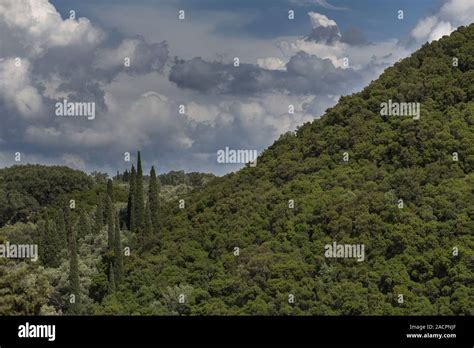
[308,12,338,28]
[410,0,474,43]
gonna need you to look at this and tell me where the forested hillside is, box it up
[0,24,473,315]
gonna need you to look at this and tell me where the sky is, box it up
[0,0,473,176]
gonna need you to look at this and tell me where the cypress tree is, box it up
[77,209,91,239]
[37,218,47,265]
[66,208,80,314]
[148,166,160,233]
[108,262,116,294]
[64,206,72,249]
[38,211,48,262]
[114,213,124,286]
[56,208,67,250]
[107,179,114,202]
[134,151,145,232]
[127,165,136,231]
[39,213,61,268]
[94,194,103,234]
[144,200,153,239]
[106,196,115,251]
[106,178,115,249]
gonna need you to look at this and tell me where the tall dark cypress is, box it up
[66,208,80,314]
[40,213,61,268]
[135,151,145,232]
[108,263,116,294]
[144,200,153,239]
[106,196,115,251]
[56,208,67,249]
[148,166,160,233]
[94,194,103,234]
[77,209,91,239]
[107,179,115,246]
[107,179,114,202]
[127,165,136,231]
[114,213,124,286]
[105,180,117,293]
[38,217,47,265]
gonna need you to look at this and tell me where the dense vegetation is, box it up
[0,24,473,315]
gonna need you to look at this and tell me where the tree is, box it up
[144,200,153,240]
[106,196,115,251]
[114,213,124,286]
[134,151,145,232]
[55,208,67,250]
[127,165,136,231]
[94,194,104,234]
[0,262,53,315]
[67,208,81,314]
[39,214,61,268]
[0,165,93,227]
[108,264,116,294]
[107,179,114,202]
[77,209,91,239]
[148,166,160,233]
[123,169,130,182]
[91,171,108,183]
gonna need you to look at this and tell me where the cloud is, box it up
[257,57,286,71]
[93,38,169,75]
[410,0,474,43]
[276,12,410,71]
[61,154,87,171]
[289,0,348,11]
[87,2,280,64]
[308,12,338,28]
[0,0,169,120]
[0,0,174,174]
[340,27,368,46]
[305,13,368,46]
[411,16,454,43]
[0,0,104,58]
[305,12,341,44]
[169,52,361,96]
[441,0,474,24]
[0,58,44,118]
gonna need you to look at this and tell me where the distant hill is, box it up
[0,165,93,226]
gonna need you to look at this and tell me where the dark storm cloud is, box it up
[169,56,285,95]
[341,27,369,46]
[94,37,169,76]
[305,25,342,44]
[169,51,361,96]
